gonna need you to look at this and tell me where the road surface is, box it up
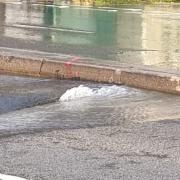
[0,75,180,179]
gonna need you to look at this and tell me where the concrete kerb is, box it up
[0,55,42,76]
[120,69,180,94]
[40,60,116,83]
[0,54,180,95]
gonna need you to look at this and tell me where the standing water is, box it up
[0,1,179,69]
[0,79,180,136]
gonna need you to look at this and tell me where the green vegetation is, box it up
[94,0,180,5]
[95,0,141,5]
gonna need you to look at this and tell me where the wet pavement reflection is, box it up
[0,1,179,69]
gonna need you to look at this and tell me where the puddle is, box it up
[0,79,180,137]
[0,75,180,137]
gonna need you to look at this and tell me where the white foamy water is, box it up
[59,85,128,102]
[0,174,27,180]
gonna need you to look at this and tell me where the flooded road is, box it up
[0,1,180,69]
[0,75,180,179]
[0,75,180,137]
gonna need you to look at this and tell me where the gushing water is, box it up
[59,85,127,102]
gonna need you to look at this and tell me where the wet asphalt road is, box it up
[0,75,180,179]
